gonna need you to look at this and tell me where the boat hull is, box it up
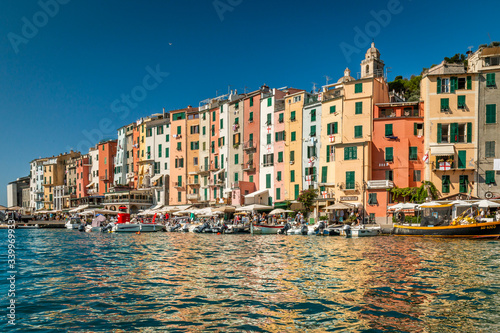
[112,223,163,233]
[252,224,285,234]
[392,221,500,238]
[340,226,380,237]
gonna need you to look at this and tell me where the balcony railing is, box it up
[366,180,394,189]
[187,193,200,201]
[243,140,256,151]
[187,179,200,186]
[242,163,255,171]
[100,175,109,181]
[174,182,183,188]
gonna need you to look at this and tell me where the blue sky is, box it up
[0,0,498,205]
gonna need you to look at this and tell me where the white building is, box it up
[302,94,322,191]
[88,147,99,196]
[30,158,47,211]
[145,116,170,205]
[114,125,127,186]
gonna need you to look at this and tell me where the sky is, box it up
[0,0,499,205]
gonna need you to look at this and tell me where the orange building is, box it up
[367,102,424,223]
[97,140,117,195]
[242,90,261,186]
[132,125,140,188]
[76,155,90,200]
[186,109,201,205]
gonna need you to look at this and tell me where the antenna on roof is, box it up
[324,76,331,85]
[488,32,493,44]
[244,86,248,94]
[311,82,317,93]
[228,85,232,95]
[468,46,474,52]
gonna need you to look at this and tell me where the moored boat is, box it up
[392,202,500,238]
[65,217,82,229]
[252,223,285,234]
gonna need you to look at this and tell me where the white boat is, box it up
[252,223,285,234]
[340,225,381,237]
[16,224,39,229]
[111,222,164,233]
[286,224,318,235]
[85,215,106,232]
[65,217,82,229]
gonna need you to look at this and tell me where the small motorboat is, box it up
[65,217,82,230]
[252,223,286,234]
[16,224,39,229]
[85,215,106,232]
[340,224,381,237]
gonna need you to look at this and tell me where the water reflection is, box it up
[0,230,499,332]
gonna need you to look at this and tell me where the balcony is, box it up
[187,193,200,201]
[197,166,210,175]
[209,165,219,172]
[322,89,343,102]
[366,180,395,190]
[187,179,200,186]
[243,140,256,152]
[174,182,183,188]
[242,163,255,172]
[100,175,109,181]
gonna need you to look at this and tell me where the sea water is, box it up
[1,229,499,332]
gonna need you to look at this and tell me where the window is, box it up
[459,175,469,193]
[368,193,377,205]
[233,133,241,145]
[267,113,272,125]
[249,112,253,122]
[266,174,271,189]
[177,142,181,151]
[486,141,496,158]
[456,150,466,169]
[437,123,471,143]
[293,96,301,103]
[437,78,449,93]
[249,175,254,183]
[485,171,496,185]
[326,145,335,162]
[457,77,466,90]
[190,125,199,134]
[267,134,271,145]
[385,170,393,181]
[344,147,357,160]
[291,131,296,141]
[158,144,162,157]
[294,184,300,199]
[409,147,418,160]
[414,123,424,136]
[441,175,450,193]
[234,154,239,164]
[385,124,393,137]
[354,125,362,138]
[327,122,338,135]
[202,126,206,135]
[290,151,295,162]
[486,104,497,124]
[267,98,272,107]
[310,125,316,136]
[485,57,500,67]
[330,105,336,114]
[385,147,394,162]
[172,112,186,121]
[166,135,169,142]
[177,126,181,135]
[355,83,362,93]
[278,151,283,163]
[220,119,223,129]
[146,128,152,137]
[355,101,362,114]
[211,125,215,136]
[346,171,355,189]
[249,97,253,107]
[486,73,496,87]
[234,172,239,182]
[413,170,421,182]
[290,170,295,182]
[177,191,182,202]
[235,102,239,110]
[440,98,450,111]
[307,146,316,158]
[457,95,466,109]
[212,111,216,122]
[311,109,316,121]
[277,171,282,181]
[290,111,296,121]
[275,131,285,142]
[276,188,281,200]
[263,154,274,167]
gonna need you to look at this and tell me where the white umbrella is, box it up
[450,200,473,206]
[388,203,418,211]
[475,200,500,208]
[325,202,352,210]
[269,208,286,215]
[235,204,273,212]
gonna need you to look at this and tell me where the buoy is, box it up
[136,231,141,234]
[217,232,221,235]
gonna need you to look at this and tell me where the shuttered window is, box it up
[346,171,355,189]
[385,147,393,162]
[486,104,497,124]
[459,175,468,193]
[368,193,377,205]
[321,166,328,183]
[330,105,336,114]
[441,98,450,111]
[486,141,496,158]
[355,102,362,114]
[485,171,496,185]
[355,83,362,93]
[385,124,393,137]
[457,95,466,109]
[354,125,362,138]
[486,73,496,87]
[409,147,418,160]
[442,175,450,193]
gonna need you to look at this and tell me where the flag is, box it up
[422,151,429,164]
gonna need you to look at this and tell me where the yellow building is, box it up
[42,151,80,210]
[284,90,305,200]
[421,62,478,198]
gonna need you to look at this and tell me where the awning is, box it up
[69,204,89,213]
[430,145,455,156]
[150,174,162,183]
[86,182,95,188]
[213,168,225,177]
[244,189,269,198]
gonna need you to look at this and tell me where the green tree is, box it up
[297,188,319,214]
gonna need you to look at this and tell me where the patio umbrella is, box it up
[325,202,352,210]
[7,206,22,211]
[235,204,273,212]
[213,206,236,213]
[388,203,418,211]
[0,205,7,210]
[475,200,500,208]
[450,200,473,206]
[269,208,286,215]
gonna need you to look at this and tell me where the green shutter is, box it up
[467,123,472,143]
[354,125,362,138]
[267,113,272,124]
[459,175,468,193]
[487,73,496,87]
[466,76,472,90]
[321,166,327,183]
[355,101,362,114]
[355,83,362,93]
[291,132,296,141]
[266,174,271,188]
[346,171,355,189]
[437,123,442,143]
[291,111,296,120]
[450,123,458,143]
[279,113,284,123]
[414,123,418,135]
[458,150,466,169]
[249,97,253,107]
[486,104,497,124]
[310,125,316,136]
[278,151,283,162]
[333,122,338,134]
[330,105,336,114]
[267,98,272,107]
[294,184,299,199]
[457,95,466,109]
[385,124,393,136]
[441,98,449,111]
[450,77,457,93]
[409,147,418,160]
[326,145,330,163]
[327,123,331,135]
[290,170,295,182]
[385,147,393,162]
[276,188,281,200]
[235,154,239,164]
[485,171,496,184]
[437,77,441,94]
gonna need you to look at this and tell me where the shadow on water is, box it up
[0,230,499,332]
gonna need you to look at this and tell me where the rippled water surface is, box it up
[1,230,500,332]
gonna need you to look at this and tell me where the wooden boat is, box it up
[392,203,500,238]
[252,223,285,234]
